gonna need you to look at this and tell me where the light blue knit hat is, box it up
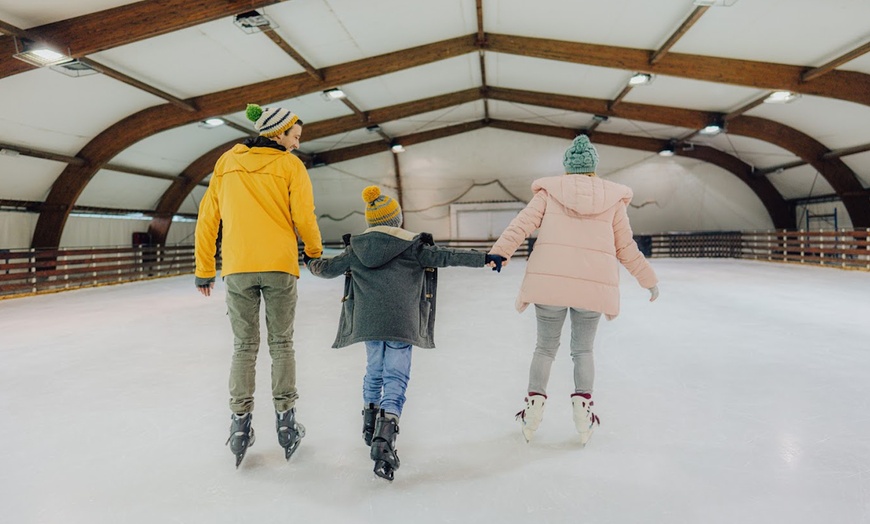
[563,135,599,174]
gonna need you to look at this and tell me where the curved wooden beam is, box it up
[152,83,866,240]
[488,119,794,229]
[486,33,870,107]
[156,116,793,241]
[727,116,870,227]
[31,35,478,249]
[487,86,869,227]
[146,89,484,243]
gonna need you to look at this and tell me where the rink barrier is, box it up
[0,244,198,299]
[647,229,870,271]
[4,231,866,298]
[0,238,532,299]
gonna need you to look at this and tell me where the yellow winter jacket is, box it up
[194,143,323,279]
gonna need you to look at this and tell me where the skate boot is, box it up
[276,408,306,461]
[370,410,400,481]
[571,393,600,446]
[362,403,378,447]
[515,393,546,443]
[226,412,255,468]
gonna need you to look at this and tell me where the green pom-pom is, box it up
[246,103,263,122]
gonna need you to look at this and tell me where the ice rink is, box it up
[2,258,869,524]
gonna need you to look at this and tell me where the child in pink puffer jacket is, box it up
[489,134,659,445]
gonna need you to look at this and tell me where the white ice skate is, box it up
[571,393,600,446]
[516,393,547,443]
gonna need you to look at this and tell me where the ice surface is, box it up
[1,259,869,524]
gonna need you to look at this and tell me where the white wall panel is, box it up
[0,211,37,250]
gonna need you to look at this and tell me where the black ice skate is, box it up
[227,412,255,468]
[362,403,378,446]
[276,408,306,461]
[370,410,400,481]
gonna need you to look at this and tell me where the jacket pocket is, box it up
[418,299,430,337]
[340,298,354,337]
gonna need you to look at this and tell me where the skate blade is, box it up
[373,460,394,481]
[283,440,301,461]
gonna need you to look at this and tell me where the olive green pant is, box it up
[224,272,298,414]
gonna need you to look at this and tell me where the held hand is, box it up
[648,285,659,302]
[302,252,318,266]
[484,254,504,273]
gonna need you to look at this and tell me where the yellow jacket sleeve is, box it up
[194,176,222,279]
[289,161,323,259]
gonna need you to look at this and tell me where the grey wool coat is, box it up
[307,226,486,349]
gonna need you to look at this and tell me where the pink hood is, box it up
[531,175,633,218]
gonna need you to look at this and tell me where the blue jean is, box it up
[363,340,413,418]
[529,305,602,396]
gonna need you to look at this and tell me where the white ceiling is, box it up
[0,0,869,243]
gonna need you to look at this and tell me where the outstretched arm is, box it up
[489,192,546,259]
[416,244,487,269]
[307,248,352,279]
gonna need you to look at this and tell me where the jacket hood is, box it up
[532,175,632,216]
[350,226,418,268]
[227,140,288,173]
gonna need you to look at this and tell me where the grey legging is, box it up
[528,305,602,396]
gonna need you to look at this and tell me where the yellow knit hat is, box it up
[362,186,403,228]
[246,103,299,138]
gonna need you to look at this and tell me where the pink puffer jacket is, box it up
[490,175,657,319]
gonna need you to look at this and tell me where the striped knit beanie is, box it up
[246,103,299,138]
[563,134,599,174]
[362,186,403,228]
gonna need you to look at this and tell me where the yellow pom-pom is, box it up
[362,186,381,204]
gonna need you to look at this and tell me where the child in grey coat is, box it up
[307,185,502,480]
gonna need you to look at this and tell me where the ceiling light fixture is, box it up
[390,143,405,153]
[0,148,22,157]
[658,140,677,157]
[592,115,609,123]
[199,118,226,128]
[12,38,73,67]
[764,91,801,104]
[321,88,347,101]
[233,10,277,34]
[365,125,382,133]
[627,73,654,86]
[699,117,726,136]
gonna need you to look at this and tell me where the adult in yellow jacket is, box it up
[194,103,322,467]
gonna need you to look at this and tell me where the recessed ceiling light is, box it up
[13,39,73,67]
[628,73,654,86]
[764,91,801,104]
[699,124,723,136]
[234,10,276,34]
[390,143,405,153]
[322,88,346,101]
[199,118,226,129]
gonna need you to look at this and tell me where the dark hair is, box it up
[282,120,303,135]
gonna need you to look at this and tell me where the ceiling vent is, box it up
[50,59,99,77]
